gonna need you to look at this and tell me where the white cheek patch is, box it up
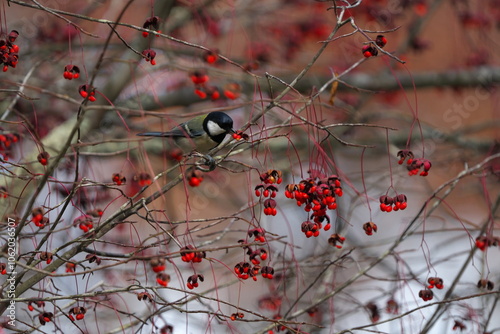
[206,120,226,136]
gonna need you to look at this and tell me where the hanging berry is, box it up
[133,172,152,186]
[156,273,171,287]
[232,129,248,141]
[68,306,86,321]
[142,49,157,65]
[112,173,126,185]
[37,151,50,166]
[202,49,219,64]
[142,16,161,37]
[418,289,433,301]
[363,221,378,235]
[78,84,97,102]
[40,252,53,264]
[263,198,277,216]
[427,277,444,289]
[248,228,266,243]
[230,312,244,321]
[85,254,102,265]
[65,262,76,273]
[137,291,154,302]
[234,261,251,280]
[0,263,7,275]
[261,266,274,279]
[63,64,80,80]
[328,234,346,249]
[190,71,209,85]
[362,45,378,58]
[223,82,241,100]
[38,312,54,325]
[397,149,414,165]
[74,215,93,232]
[375,35,387,48]
[180,245,206,263]
[477,279,494,290]
[186,274,204,289]
[188,169,203,187]
[150,257,166,273]
[407,158,432,176]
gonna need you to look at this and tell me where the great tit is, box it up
[137,111,234,153]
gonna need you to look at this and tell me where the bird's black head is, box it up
[203,112,234,143]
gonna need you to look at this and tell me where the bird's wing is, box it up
[138,115,207,138]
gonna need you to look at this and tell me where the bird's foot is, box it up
[193,153,216,172]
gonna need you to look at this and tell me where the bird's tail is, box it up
[137,132,167,137]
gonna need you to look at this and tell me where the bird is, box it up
[137,111,235,154]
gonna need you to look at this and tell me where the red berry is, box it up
[142,31,149,38]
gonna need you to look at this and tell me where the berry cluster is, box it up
[186,274,204,289]
[243,245,268,265]
[255,170,282,216]
[285,174,343,238]
[234,261,271,281]
[397,150,432,176]
[427,276,444,289]
[63,64,80,80]
[31,207,49,228]
[235,235,274,281]
[112,173,126,185]
[78,84,97,102]
[407,158,432,176]
[189,70,241,100]
[1,30,19,72]
[68,306,86,321]
[180,245,206,263]
[150,257,170,287]
[0,132,19,161]
[142,16,161,38]
[379,194,408,212]
[73,215,94,233]
[248,228,266,243]
[362,34,387,58]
